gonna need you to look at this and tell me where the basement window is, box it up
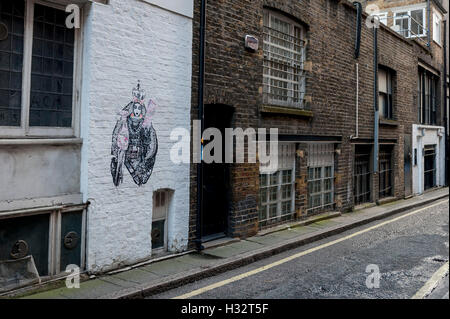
[306,143,334,214]
[354,145,372,206]
[263,10,306,109]
[152,190,171,251]
[259,143,296,228]
[379,146,393,199]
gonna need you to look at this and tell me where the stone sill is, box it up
[261,105,313,118]
[0,138,82,146]
[379,119,399,127]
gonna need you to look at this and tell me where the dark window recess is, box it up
[29,4,74,127]
[0,0,24,126]
[354,145,372,205]
[379,67,394,120]
[0,214,50,276]
[151,220,165,249]
[424,145,436,190]
[379,146,393,199]
[418,68,438,125]
[60,211,83,272]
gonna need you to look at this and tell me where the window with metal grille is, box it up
[259,143,296,228]
[0,0,79,137]
[379,146,393,199]
[418,68,438,125]
[354,145,372,205]
[379,67,394,120]
[306,144,334,214]
[424,145,436,190]
[263,10,306,109]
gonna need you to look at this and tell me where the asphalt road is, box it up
[149,199,449,299]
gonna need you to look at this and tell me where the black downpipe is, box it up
[373,26,379,201]
[443,20,448,186]
[195,0,206,251]
[353,2,362,59]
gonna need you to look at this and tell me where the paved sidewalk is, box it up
[8,187,449,299]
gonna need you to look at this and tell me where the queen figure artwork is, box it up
[110,81,158,186]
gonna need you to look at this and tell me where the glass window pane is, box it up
[270,186,278,201]
[260,174,268,187]
[0,0,24,126]
[270,172,278,185]
[411,10,424,36]
[29,4,74,127]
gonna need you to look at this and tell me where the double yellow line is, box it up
[174,199,449,299]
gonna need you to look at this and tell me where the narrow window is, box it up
[418,67,438,125]
[379,145,393,199]
[152,190,170,251]
[433,13,441,44]
[307,143,334,214]
[354,145,372,205]
[379,67,394,120]
[0,0,25,126]
[29,4,74,127]
[424,145,436,190]
[259,143,296,228]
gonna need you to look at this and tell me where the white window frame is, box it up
[0,0,83,138]
[263,10,306,109]
[259,143,296,227]
[393,6,427,39]
[432,11,442,45]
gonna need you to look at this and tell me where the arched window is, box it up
[263,9,306,109]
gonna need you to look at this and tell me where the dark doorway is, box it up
[201,104,233,239]
[404,134,413,197]
[424,145,437,190]
[354,145,372,205]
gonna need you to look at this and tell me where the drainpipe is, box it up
[373,26,379,201]
[352,2,362,140]
[444,20,448,186]
[427,0,431,48]
[195,0,207,251]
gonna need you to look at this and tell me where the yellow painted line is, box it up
[174,199,449,299]
[411,261,449,299]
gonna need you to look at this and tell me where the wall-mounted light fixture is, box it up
[245,35,259,52]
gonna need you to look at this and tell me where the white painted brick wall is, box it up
[80,0,192,273]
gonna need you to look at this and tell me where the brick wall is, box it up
[189,0,445,242]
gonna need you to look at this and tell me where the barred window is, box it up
[263,10,306,109]
[259,143,296,228]
[307,144,334,214]
[379,146,393,199]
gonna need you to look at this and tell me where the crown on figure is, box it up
[132,80,146,102]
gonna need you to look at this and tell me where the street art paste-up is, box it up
[111,81,158,187]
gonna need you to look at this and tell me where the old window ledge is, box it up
[0,138,83,146]
[261,105,314,118]
[379,119,399,127]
